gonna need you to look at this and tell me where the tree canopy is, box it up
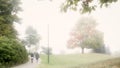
[0,0,28,67]
[0,0,21,38]
[41,46,52,55]
[61,0,117,13]
[67,17,104,53]
[23,26,40,47]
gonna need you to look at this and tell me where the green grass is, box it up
[38,53,113,68]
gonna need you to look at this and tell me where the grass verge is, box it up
[38,53,113,68]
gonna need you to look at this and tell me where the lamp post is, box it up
[47,24,50,64]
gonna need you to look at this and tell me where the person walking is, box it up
[35,52,39,63]
[30,53,34,63]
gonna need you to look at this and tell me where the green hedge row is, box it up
[0,36,28,67]
[0,63,7,68]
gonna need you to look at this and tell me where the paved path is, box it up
[12,59,40,68]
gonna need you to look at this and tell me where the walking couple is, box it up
[30,52,40,63]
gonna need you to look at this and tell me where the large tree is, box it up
[61,0,117,13]
[67,17,104,54]
[0,0,28,66]
[0,0,21,38]
[23,26,40,52]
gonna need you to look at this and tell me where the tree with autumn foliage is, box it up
[67,17,104,54]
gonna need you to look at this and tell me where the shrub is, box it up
[0,63,7,68]
[93,45,106,54]
[0,36,28,67]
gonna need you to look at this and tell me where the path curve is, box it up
[12,59,40,68]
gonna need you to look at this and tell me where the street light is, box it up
[47,24,50,64]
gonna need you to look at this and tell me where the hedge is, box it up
[0,36,28,67]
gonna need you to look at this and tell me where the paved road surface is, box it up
[12,59,40,68]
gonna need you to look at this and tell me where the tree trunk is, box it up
[81,47,84,54]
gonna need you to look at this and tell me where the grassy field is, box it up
[38,53,113,68]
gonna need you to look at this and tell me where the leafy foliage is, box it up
[23,26,40,47]
[0,0,21,38]
[0,0,28,67]
[61,0,118,13]
[41,46,52,55]
[0,23,17,38]
[93,45,106,54]
[0,36,28,66]
[68,17,104,53]
[0,0,21,22]
[0,63,7,68]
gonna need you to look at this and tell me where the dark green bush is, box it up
[0,63,7,68]
[93,45,106,54]
[0,36,28,67]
